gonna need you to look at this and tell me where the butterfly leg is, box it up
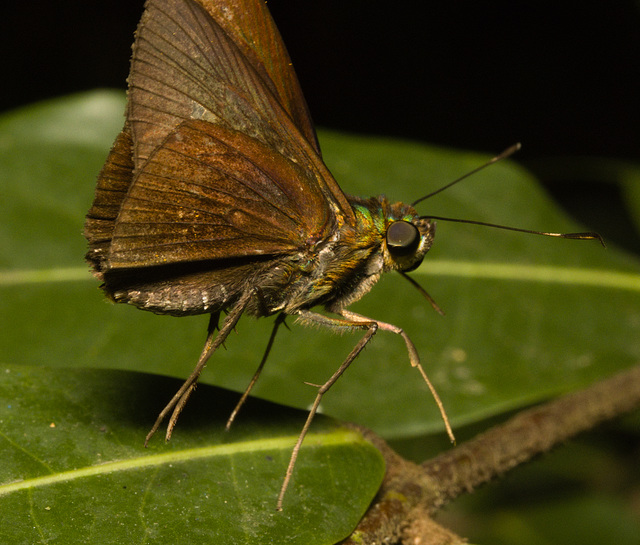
[276,310,380,510]
[225,313,287,430]
[340,309,454,444]
[276,307,455,508]
[144,291,252,446]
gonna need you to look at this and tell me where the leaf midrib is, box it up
[0,429,360,496]
[1,262,638,291]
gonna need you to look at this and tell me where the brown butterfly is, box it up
[84,0,602,509]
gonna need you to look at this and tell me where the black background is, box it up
[3,0,639,251]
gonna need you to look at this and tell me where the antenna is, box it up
[419,216,606,246]
[412,143,605,246]
[412,143,521,207]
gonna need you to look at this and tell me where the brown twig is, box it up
[342,364,640,544]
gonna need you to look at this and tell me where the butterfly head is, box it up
[370,199,435,274]
[385,215,436,273]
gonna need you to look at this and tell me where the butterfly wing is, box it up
[84,126,134,275]
[85,0,356,282]
[196,0,319,151]
[127,0,353,218]
[107,119,333,268]
[129,0,321,163]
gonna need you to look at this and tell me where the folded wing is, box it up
[107,119,333,268]
[85,0,356,277]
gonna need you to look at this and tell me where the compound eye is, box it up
[386,221,420,257]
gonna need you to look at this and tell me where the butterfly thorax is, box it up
[243,195,435,317]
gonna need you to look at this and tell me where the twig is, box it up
[342,364,640,544]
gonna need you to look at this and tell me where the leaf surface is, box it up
[1,91,639,440]
[0,365,384,544]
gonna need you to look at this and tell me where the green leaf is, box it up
[0,365,385,544]
[1,91,639,442]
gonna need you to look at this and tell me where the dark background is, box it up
[3,0,639,251]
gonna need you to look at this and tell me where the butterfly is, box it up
[84,0,601,509]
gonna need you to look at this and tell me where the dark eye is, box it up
[386,221,420,257]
